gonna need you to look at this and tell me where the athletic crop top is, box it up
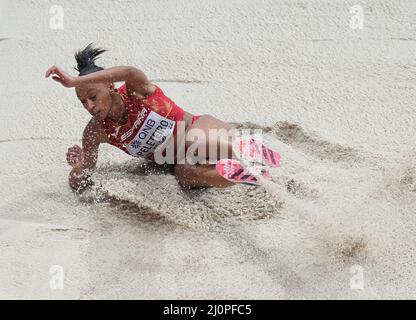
[99,83,185,160]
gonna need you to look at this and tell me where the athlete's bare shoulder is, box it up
[125,81,156,99]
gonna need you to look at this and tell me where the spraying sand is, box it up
[1,0,416,299]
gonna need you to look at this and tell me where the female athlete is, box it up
[45,44,278,190]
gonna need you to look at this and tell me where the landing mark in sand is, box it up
[0,137,76,144]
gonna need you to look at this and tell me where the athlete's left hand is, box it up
[45,66,75,88]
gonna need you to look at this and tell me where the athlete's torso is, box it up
[99,83,185,160]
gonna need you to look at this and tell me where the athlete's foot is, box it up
[237,138,281,168]
[216,158,271,186]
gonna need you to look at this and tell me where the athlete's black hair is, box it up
[74,43,107,76]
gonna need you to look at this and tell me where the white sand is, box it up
[1,0,416,299]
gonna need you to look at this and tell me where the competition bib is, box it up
[123,111,175,158]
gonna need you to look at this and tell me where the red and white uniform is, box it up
[99,83,185,161]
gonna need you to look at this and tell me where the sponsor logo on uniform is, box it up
[131,140,142,149]
[121,108,148,142]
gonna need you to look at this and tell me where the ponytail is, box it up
[74,43,107,76]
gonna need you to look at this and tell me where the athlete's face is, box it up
[75,82,113,120]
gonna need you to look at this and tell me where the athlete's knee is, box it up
[174,164,198,188]
[174,164,222,189]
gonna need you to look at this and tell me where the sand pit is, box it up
[1,0,416,299]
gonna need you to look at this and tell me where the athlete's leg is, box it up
[184,114,237,164]
[173,114,237,188]
[174,163,235,188]
[174,114,263,188]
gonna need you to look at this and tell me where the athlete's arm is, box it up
[72,66,147,85]
[124,67,156,98]
[45,65,154,96]
[73,65,155,98]
[67,118,109,191]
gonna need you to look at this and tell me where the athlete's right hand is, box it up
[45,66,76,88]
[66,145,84,169]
